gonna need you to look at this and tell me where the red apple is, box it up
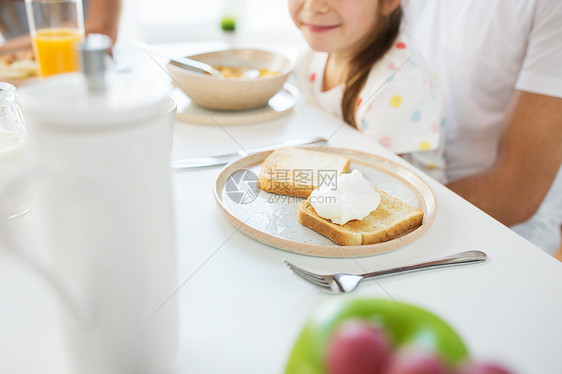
[384,351,449,374]
[459,361,514,374]
[326,319,392,374]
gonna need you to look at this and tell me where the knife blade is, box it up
[171,137,328,169]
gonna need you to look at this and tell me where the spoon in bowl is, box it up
[132,40,221,77]
[132,40,260,79]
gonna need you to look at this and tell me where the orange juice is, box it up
[32,28,83,77]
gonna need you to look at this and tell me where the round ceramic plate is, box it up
[173,83,298,125]
[214,147,437,258]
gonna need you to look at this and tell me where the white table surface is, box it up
[2,42,562,374]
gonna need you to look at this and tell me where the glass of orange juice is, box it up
[25,0,85,77]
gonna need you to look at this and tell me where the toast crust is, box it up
[297,190,424,246]
[259,148,350,198]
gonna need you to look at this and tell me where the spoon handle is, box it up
[132,40,220,76]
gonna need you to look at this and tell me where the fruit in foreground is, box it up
[326,319,391,374]
[385,351,448,374]
[459,361,514,374]
[285,298,469,374]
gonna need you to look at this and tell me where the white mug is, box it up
[1,72,179,374]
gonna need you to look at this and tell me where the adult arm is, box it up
[447,90,562,227]
[84,0,122,44]
[0,34,31,52]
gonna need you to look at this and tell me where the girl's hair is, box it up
[342,5,403,128]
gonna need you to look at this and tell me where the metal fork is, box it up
[284,250,487,294]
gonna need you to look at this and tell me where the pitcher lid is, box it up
[17,68,171,128]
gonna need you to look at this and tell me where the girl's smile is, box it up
[302,23,340,33]
[289,0,383,57]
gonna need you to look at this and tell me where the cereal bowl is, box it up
[166,48,293,111]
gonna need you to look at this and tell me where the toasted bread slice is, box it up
[297,190,424,246]
[259,147,350,198]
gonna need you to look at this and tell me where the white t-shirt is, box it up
[294,37,447,183]
[402,0,562,253]
[402,0,562,180]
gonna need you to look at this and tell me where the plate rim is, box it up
[214,146,437,258]
[174,82,298,126]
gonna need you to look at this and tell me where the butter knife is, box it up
[172,137,328,169]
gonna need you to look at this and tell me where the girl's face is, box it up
[289,0,384,57]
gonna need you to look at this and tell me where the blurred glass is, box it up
[0,82,29,218]
[25,0,85,77]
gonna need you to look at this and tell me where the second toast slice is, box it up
[259,147,350,198]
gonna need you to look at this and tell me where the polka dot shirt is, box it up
[294,36,447,183]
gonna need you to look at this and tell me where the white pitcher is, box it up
[0,35,178,374]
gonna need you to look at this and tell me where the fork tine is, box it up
[291,268,328,283]
[291,268,331,287]
[292,270,332,289]
[285,262,329,285]
[284,261,331,288]
[284,261,328,281]
[284,261,324,279]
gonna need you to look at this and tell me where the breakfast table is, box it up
[1,40,562,374]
